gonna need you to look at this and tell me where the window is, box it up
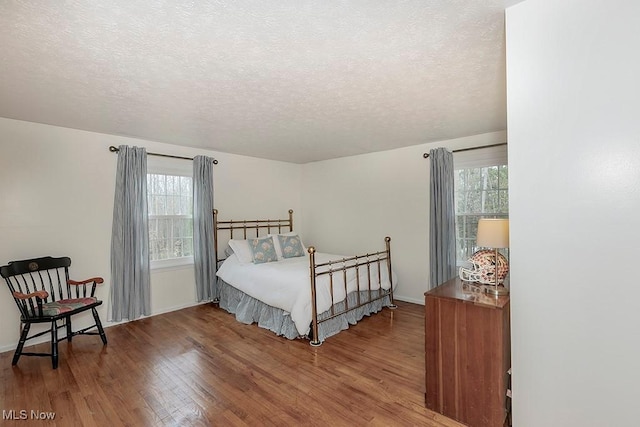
[147,172,194,268]
[453,144,508,265]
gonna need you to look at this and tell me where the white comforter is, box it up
[216,252,396,336]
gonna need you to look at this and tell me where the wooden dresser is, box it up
[425,277,511,427]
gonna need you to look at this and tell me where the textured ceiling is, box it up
[0,1,507,163]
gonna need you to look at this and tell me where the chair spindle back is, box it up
[1,256,71,318]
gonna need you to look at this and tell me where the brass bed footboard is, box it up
[307,237,397,347]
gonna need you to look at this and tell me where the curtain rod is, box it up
[108,146,219,164]
[422,142,507,158]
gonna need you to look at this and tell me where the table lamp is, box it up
[476,218,509,296]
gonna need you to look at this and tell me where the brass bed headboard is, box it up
[212,209,294,265]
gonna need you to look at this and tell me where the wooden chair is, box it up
[0,256,107,369]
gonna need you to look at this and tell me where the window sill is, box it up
[150,256,194,272]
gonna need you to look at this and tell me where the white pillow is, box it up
[269,232,306,259]
[228,239,253,264]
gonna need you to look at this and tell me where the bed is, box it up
[213,209,397,346]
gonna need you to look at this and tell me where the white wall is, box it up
[507,1,640,425]
[301,131,507,304]
[0,117,302,352]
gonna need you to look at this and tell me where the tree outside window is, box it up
[454,164,508,264]
[147,173,194,262]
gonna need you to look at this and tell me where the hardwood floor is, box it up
[0,301,463,427]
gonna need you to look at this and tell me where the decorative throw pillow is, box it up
[278,234,305,258]
[248,236,278,264]
[269,232,306,259]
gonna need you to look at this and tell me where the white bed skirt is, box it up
[217,278,392,343]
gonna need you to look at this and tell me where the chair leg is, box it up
[12,323,31,366]
[92,308,107,345]
[51,320,59,369]
[66,317,72,342]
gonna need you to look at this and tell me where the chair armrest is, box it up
[68,277,104,286]
[13,290,49,300]
[13,290,48,318]
[68,277,104,298]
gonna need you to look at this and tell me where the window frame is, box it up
[147,157,194,271]
[453,145,509,267]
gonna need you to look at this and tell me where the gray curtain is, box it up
[193,155,217,302]
[429,147,456,289]
[109,145,151,321]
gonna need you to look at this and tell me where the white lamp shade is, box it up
[476,218,509,248]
